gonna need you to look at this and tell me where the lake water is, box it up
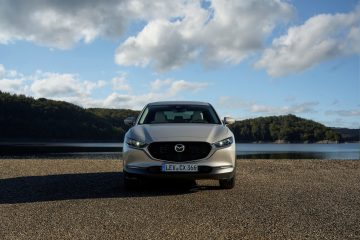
[0,142,358,160]
[236,143,359,160]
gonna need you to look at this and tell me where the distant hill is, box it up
[332,128,359,142]
[0,91,139,141]
[0,91,357,143]
[229,115,343,143]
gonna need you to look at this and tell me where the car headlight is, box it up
[126,137,147,148]
[213,137,233,148]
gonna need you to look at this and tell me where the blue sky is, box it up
[0,0,359,128]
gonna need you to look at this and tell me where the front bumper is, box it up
[124,167,235,180]
[123,142,236,180]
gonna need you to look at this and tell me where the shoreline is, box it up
[0,142,359,160]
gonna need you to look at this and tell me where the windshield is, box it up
[138,105,221,124]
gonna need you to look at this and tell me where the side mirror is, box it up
[223,117,235,125]
[124,116,136,126]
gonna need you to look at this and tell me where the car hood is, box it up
[128,124,230,143]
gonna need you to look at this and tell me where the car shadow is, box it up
[0,172,220,204]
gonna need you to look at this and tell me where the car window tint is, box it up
[139,105,221,124]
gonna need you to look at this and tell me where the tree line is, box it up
[228,115,342,143]
[0,91,138,141]
[0,91,356,143]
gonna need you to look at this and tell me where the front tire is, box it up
[219,176,235,189]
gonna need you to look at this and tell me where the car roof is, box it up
[147,101,210,106]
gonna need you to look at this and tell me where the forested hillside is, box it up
[332,128,359,142]
[0,91,138,141]
[0,92,356,142]
[229,115,342,143]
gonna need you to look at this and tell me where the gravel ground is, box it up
[0,159,359,239]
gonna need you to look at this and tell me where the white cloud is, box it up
[96,80,107,88]
[0,64,5,77]
[115,18,203,70]
[218,96,253,109]
[2,0,358,77]
[115,0,293,71]
[0,64,107,106]
[105,78,209,109]
[249,102,318,114]
[150,79,173,90]
[0,64,27,94]
[218,96,318,115]
[0,1,125,49]
[150,78,208,93]
[0,79,26,94]
[169,80,208,94]
[0,0,187,49]
[320,118,360,129]
[125,0,191,20]
[30,72,101,98]
[104,79,209,109]
[0,64,21,79]
[103,92,164,109]
[325,110,360,117]
[112,73,131,91]
[255,6,360,77]
[202,0,293,64]
[0,64,209,109]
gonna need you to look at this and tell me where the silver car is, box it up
[123,101,236,189]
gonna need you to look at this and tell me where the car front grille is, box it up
[147,142,212,162]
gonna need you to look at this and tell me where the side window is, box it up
[139,107,148,124]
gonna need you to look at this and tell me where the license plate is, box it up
[162,164,198,172]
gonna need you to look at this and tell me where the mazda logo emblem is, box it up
[174,144,185,153]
